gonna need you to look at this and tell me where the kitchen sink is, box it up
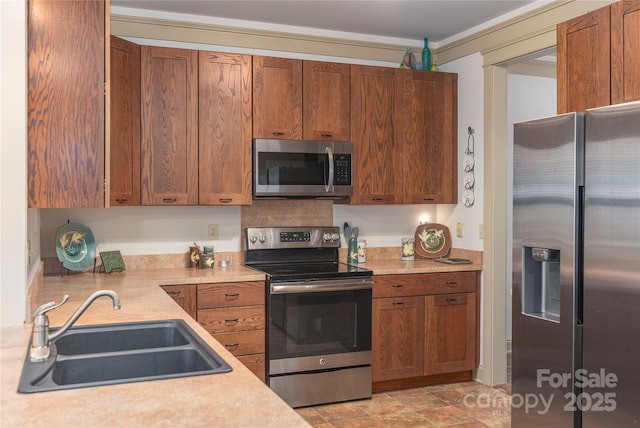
[18,319,232,393]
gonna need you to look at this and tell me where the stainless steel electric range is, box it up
[244,226,373,408]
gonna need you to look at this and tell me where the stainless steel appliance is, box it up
[253,139,353,198]
[244,226,373,408]
[512,101,640,427]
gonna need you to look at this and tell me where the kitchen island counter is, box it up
[1,265,309,428]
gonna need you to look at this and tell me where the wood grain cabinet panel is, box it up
[198,305,265,334]
[557,6,611,114]
[372,296,425,382]
[237,354,266,382]
[213,330,265,357]
[28,0,108,208]
[198,51,253,205]
[303,61,351,141]
[141,46,198,205]
[253,56,303,139]
[402,71,457,204]
[425,293,477,375]
[350,65,403,204]
[373,272,476,298]
[110,35,140,206]
[160,284,197,320]
[197,282,265,309]
[611,0,640,104]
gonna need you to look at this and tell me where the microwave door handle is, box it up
[325,146,334,193]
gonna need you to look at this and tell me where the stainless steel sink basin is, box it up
[18,319,232,393]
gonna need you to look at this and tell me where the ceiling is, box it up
[111,0,538,43]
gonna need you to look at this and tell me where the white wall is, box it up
[506,72,557,340]
[438,52,485,252]
[1,0,28,325]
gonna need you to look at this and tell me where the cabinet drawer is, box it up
[237,353,266,382]
[198,305,265,334]
[433,293,469,306]
[213,330,265,356]
[373,272,476,298]
[198,282,265,309]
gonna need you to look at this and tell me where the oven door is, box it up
[268,278,372,375]
[253,139,353,198]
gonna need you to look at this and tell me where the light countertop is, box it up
[2,254,482,427]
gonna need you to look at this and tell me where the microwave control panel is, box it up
[334,154,351,185]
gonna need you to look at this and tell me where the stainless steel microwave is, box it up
[253,139,353,198]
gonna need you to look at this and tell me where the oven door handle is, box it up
[270,278,373,294]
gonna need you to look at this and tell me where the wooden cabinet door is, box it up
[110,35,140,206]
[402,71,457,204]
[199,51,252,205]
[557,6,611,114]
[350,65,403,204]
[425,293,476,375]
[253,56,302,139]
[303,61,350,141]
[161,284,197,320]
[141,46,198,205]
[611,0,640,104]
[28,0,107,208]
[372,296,425,382]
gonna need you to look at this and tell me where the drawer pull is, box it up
[225,293,240,299]
[392,301,404,306]
[392,284,404,289]
[446,281,457,286]
[225,343,239,349]
[115,198,128,203]
[321,133,333,138]
[272,132,285,136]
[224,318,239,325]
[372,197,384,201]
[219,198,233,203]
[446,298,458,304]
[162,197,177,203]
[166,291,180,296]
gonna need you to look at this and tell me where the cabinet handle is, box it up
[166,291,180,296]
[219,198,233,203]
[115,198,128,203]
[446,298,458,304]
[225,293,240,299]
[392,301,404,306]
[372,197,384,201]
[392,284,404,289]
[321,133,333,138]
[224,318,239,325]
[163,198,177,203]
[272,132,285,136]
[446,281,457,286]
[423,198,435,202]
[225,343,239,349]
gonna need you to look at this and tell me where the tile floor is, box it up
[296,381,512,427]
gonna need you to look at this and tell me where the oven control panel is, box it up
[246,227,341,250]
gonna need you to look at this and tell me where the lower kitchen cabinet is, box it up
[160,284,197,320]
[372,271,480,390]
[160,281,267,381]
[197,282,266,381]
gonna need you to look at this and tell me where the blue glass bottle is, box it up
[422,38,431,71]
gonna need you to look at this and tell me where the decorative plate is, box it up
[414,223,452,259]
[55,223,96,271]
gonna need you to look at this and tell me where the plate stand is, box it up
[58,258,97,277]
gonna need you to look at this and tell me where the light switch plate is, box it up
[208,224,219,240]
[456,222,464,238]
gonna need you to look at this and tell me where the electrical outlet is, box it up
[208,224,219,240]
[456,222,464,238]
[479,224,484,239]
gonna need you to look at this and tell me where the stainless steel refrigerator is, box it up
[512,101,640,427]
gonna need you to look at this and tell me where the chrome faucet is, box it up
[30,290,121,362]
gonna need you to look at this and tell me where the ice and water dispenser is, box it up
[522,247,560,322]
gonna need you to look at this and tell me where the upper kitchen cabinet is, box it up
[350,65,403,204]
[558,1,640,114]
[110,36,140,206]
[611,1,640,104]
[141,46,198,205]
[402,71,458,204]
[253,56,303,139]
[199,51,253,205]
[303,61,351,141]
[28,0,109,208]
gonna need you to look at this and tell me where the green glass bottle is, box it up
[421,38,431,71]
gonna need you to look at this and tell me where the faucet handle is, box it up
[33,295,69,318]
